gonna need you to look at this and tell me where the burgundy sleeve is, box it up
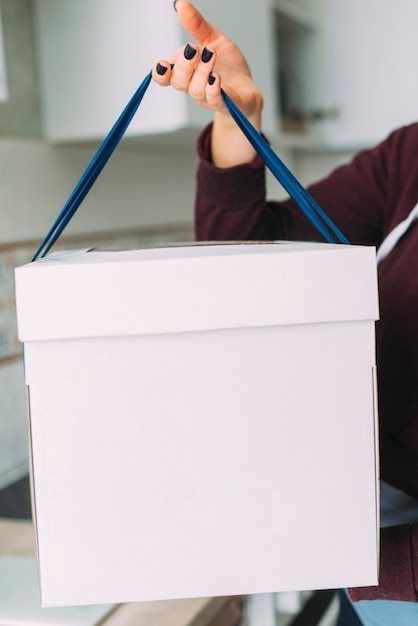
[194,123,277,242]
[194,123,415,247]
[348,523,418,602]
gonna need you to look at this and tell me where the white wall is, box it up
[0,137,198,244]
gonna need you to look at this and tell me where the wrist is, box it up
[215,107,262,133]
[211,109,262,168]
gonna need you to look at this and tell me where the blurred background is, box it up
[0,1,416,624]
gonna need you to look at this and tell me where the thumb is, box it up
[174,0,221,46]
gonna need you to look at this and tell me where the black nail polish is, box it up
[184,44,197,60]
[173,0,178,11]
[208,73,216,86]
[156,63,168,76]
[202,47,214,63]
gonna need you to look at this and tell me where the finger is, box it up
[205,72,226,111]
[170,43,200,91]
[187,47,217,102]
[152,61,173,85]
[174,0,222,47]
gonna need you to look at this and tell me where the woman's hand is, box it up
[152,0,263,167]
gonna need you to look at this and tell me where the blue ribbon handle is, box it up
[221,91,349,245]
[32,71,153,261]
[32,69,348,261]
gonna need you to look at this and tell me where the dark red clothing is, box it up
[195,122,418,602]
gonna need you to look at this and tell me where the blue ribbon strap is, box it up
[222,90,349,245]
[32,69,348,261]
[32,71,153,261]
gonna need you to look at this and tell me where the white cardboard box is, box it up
[15,242,380,607]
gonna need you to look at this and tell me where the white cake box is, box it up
[15,242,380,607]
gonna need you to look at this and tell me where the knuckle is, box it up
[171,78,189,93]
[188,85,205,101]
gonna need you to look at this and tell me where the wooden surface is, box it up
[0,518,242,626]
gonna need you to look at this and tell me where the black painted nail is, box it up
[156,63,168,76]
[184,43,197,60]
[202,47,214,63]
[173,0,178,11]
[208,73,216,86]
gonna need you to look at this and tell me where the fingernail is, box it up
[184,43,197,60]
[202,47,214,63]
[173,0,178,11]
[208,73,216,86]
[156,63,168,76]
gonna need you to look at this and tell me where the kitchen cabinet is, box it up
[0,0,42,137]
[33,0,186,142]
[325,0,418,148]
[33,0,278,143]
[0,7,7,102]
[34,0,416,150]
[274,0,418,149]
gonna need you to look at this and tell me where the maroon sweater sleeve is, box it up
[195,122,417,247]
[349,523,418,602]
[195,123,272,242]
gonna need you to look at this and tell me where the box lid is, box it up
[15,242,379,341]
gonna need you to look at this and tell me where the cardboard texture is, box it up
[15,242,380,607]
